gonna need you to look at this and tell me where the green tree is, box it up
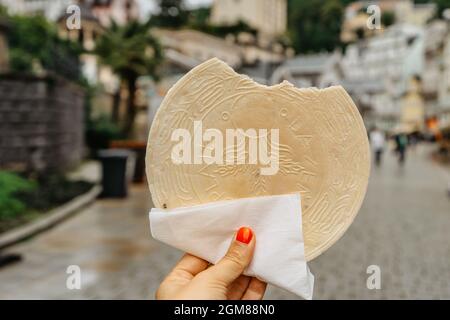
[94,20,163,136]
[434,0,450,17]
[6,13,82,78]
[381,11,396,27]
[187,6,211,28]
[0,172,35,219]
[288,0,344,53]
[0,5,7,16]
[152,0,188,28]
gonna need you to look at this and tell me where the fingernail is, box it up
[236,227,253,244]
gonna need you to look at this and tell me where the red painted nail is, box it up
[236,227,253,244]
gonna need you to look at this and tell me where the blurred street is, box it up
[0,143,448,299]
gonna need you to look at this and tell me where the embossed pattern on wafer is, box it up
[146,58,370,261]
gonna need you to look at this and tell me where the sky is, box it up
[137,0,213,19]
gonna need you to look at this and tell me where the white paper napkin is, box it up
[149,193,314,299]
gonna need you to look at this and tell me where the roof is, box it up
[282,53,334,73]
[154,29,241,53]
[341,79,385,94]
[270,52,343,85]
[164,49,201,70]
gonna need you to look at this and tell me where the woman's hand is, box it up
[156,227,267,300]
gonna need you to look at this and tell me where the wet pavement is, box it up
[0,144,449,299]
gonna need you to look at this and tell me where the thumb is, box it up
[205,227,255,286]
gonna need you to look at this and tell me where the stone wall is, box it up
[0,73,85,171]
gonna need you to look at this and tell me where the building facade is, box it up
[341,0,436,43]
[57,0,140,89]
[0,0,139,23]
[342,23,426,130]
[0,0,72,21]
[210,0,287,38]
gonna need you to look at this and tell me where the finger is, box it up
[227,275,251,300]
[171,253,209,280]
[205,227,255,286]
[241,277,267,300]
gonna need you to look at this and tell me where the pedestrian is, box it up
[395,133,408,165]
[156,227,266,300]
[448,181,450,198]
[369,126,386,167]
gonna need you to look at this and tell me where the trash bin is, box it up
[98,149,134,198]
[110,140,147,183]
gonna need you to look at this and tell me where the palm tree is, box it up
[94,20,163,136]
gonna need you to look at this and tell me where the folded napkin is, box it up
[149,193,314,299]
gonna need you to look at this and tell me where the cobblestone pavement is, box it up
[0,144,449,299]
